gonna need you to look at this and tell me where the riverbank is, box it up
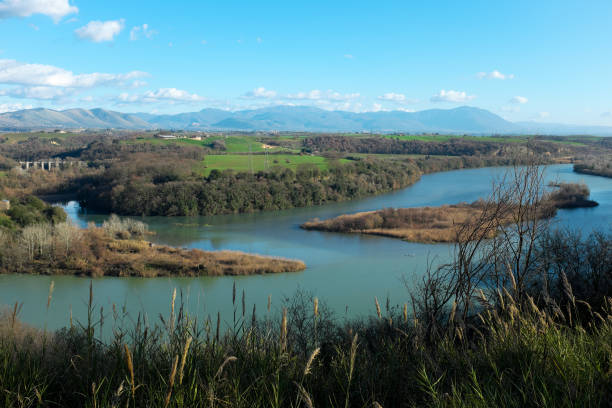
[1,226,610,407]
[301,203,487,243]
[0,198,306,277]
[76,154,558,217]
[301,182,598,243]
[574,162,612,178]
[1,225,306,277]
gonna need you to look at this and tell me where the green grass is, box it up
[125,135,298,154]
[201,153,345,175]
[0,132,82,144]
[0,284,610,408]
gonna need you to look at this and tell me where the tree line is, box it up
[302,135,578,157]
[76,158,422,216]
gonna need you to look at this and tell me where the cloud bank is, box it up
[0,0,77,22]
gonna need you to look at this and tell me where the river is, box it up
[1,164,610,331]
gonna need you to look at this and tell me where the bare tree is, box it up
[488,164,552,302]
[20,224,53,260]
[408,162,552,337]
[54,221,82,258]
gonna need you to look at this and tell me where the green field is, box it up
[0,132,83,144]
[127,135,299,153]
[201,154,346,176]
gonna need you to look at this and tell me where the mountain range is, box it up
[1,106,611,135]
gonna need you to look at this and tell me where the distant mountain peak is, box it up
[0,105,611,135]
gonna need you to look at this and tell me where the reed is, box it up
[124,344,135,399]
[0,247,610,408]
[164,355,179,408]
[280,307,288,352]
[374,297,382,319]
[178,336,192,386]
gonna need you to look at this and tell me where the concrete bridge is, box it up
[18,159,86,171]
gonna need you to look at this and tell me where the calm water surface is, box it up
[1,164,610,330]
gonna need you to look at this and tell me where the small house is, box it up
[0,200,10,211]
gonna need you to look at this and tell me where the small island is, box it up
[0,197,305,277]
[573,158,612,178]
[301,183,598,243]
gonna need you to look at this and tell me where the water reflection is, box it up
[1,164,610,331]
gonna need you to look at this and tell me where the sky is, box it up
[0,0,612,125]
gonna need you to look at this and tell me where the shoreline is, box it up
[301,182,599,243]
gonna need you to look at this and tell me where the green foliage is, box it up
[5,196,66,227]
[77,158,421,216]
[0,213,14,229]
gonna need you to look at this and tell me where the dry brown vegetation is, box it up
[302,204,491,243]
[71,229,306,277]
[0,215,306,277]
[302,181,596,243]
[574,156,612,178]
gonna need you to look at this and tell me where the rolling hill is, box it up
[1,105,611,135]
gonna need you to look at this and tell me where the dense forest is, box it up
[76,158,421,216]
[0,131,608,217]
[301,135,579,156]
[75,150,560,216]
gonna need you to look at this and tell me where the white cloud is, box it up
[130,23,156,41]
[0,59,148,88]
[0,0,77,22]
[243,87,277,99]
[378,92,406,102]
[370,102,415,113]
[256,37,262,43]
[430,89,476,103]
[538,112,550,119]
[377,92,418,104]
[287,89,359,101]
[118,88,204,104]
[372,103,383,112]
[287,89,322,100]
[1,85,69,99]
[510,96,528,104]
[343,54,354,59]
[75,19,124,42]
[476,70,515,80]
[130,80,147,88]
[0,102,32,113]
[200,40,207,45]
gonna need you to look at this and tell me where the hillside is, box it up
[2,105,612,135]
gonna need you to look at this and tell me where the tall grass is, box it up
[0,281,610,407]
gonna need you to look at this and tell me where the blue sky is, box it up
[1,0,611,125]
